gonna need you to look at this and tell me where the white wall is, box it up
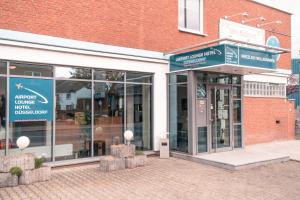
[0,39,169,151]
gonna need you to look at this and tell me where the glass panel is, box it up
[169,73,188,84]
[198,127,207,153]
[186,0,201,30]
[55,80,92,160]
[233,100,241,123]
[234,124,242,148]
[94,82,124,156]
[196,72,208,83]
[196,83,206,98]
[9,62,53,77]
[0,61,6,74]
[126,84,152,150]
[8,121,52,161]
[211,88,231,149]
[169,83,188,153]
[55,66,91,79]
[126,72,152,84]
[208,74,232,84]
[94,70,124,81]
[233,86,241,99]
[0,77,6,156]
[232,75,241,84]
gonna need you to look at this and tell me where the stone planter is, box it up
[110,144,135,158]
[125,155,147,169]
[99,156,125,172]
[0,153,35,172]
[19,166,51,185]
[0,173,18,187]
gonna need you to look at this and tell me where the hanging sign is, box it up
[9,77,53,122]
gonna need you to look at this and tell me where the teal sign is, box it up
[170,44,277,71]
[266,36,280,61]
[9,78,53,122]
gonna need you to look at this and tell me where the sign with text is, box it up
[170,44,277,71]
[9,78,53,122]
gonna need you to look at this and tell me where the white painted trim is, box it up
[0,29,167,61]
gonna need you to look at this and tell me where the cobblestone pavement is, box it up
[0,157,300,200]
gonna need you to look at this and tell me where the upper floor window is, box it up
[178,0,204,34]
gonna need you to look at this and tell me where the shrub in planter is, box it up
[35,157,46,169]
[9,167,22,177]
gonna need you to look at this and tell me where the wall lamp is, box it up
[242,16,266,24]
[257,20,282,28]
[224,12,248,19]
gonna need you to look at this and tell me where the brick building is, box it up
[0,0,295,160]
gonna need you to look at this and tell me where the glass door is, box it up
[209,86,232,152]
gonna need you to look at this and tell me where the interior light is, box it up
[9,66,16,70]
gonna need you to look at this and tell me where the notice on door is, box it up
[9,77,53,122]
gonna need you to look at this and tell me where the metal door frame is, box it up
[207,84,233,153]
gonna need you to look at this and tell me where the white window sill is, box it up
[178,27,207,36]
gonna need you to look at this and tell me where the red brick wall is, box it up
[244,97,295,145]
[0,0,291,69]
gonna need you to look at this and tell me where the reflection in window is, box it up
[0,77,6,156]
[126,72,152,83]
[0,61,6,74]
[169,77,188,153]
[94,82,124,156]
[56,80,92,160]
[55,66,91,79]
[94,70,124,81]
[126,84,152,150]
[9,62,53,77]
[9,121,52,161]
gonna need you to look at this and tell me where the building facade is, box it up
[0,0,295,161]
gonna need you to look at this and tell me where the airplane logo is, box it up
[15,83,49,104]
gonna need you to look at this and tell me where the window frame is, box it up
[178,0,206,36]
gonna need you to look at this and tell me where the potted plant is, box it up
[6,167,22,187]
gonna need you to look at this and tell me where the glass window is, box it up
[243,81,286,97]
[8,121,52,161]
[234,124,242,148]
[0,77,6,156]
[179,0,203,32]
[198,127,207,153]
[169,83,188,153]
[126,84,152,150]
[233,100,241,123]
[55,66,91,79]
[126,72,152,84]
[208,74,232,84]
[169,73,188,84]
[233,86,241,99]
[94,82,124,156]
[0,61,7,74]
[9,62,53,77]
[94,70,124,81]
[55,80,92,160]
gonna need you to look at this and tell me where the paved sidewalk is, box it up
[193,140,300,170]
[0,157,299,200]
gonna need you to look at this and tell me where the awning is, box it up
[168,38,290,75]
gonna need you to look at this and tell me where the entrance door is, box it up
[208,86,232,152]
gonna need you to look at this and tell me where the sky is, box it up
[254,0,300,58]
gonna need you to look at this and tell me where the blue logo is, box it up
[9,78,53,122]
[266,36,280,61]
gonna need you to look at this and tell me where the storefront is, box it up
[168,39,289,155]
[0,29,169,163]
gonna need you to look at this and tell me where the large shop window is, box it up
[169,73,189,153]
[178,0,204,33]
[56,80,92,160]
[94,82,124,156]
[1,61,153,161]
